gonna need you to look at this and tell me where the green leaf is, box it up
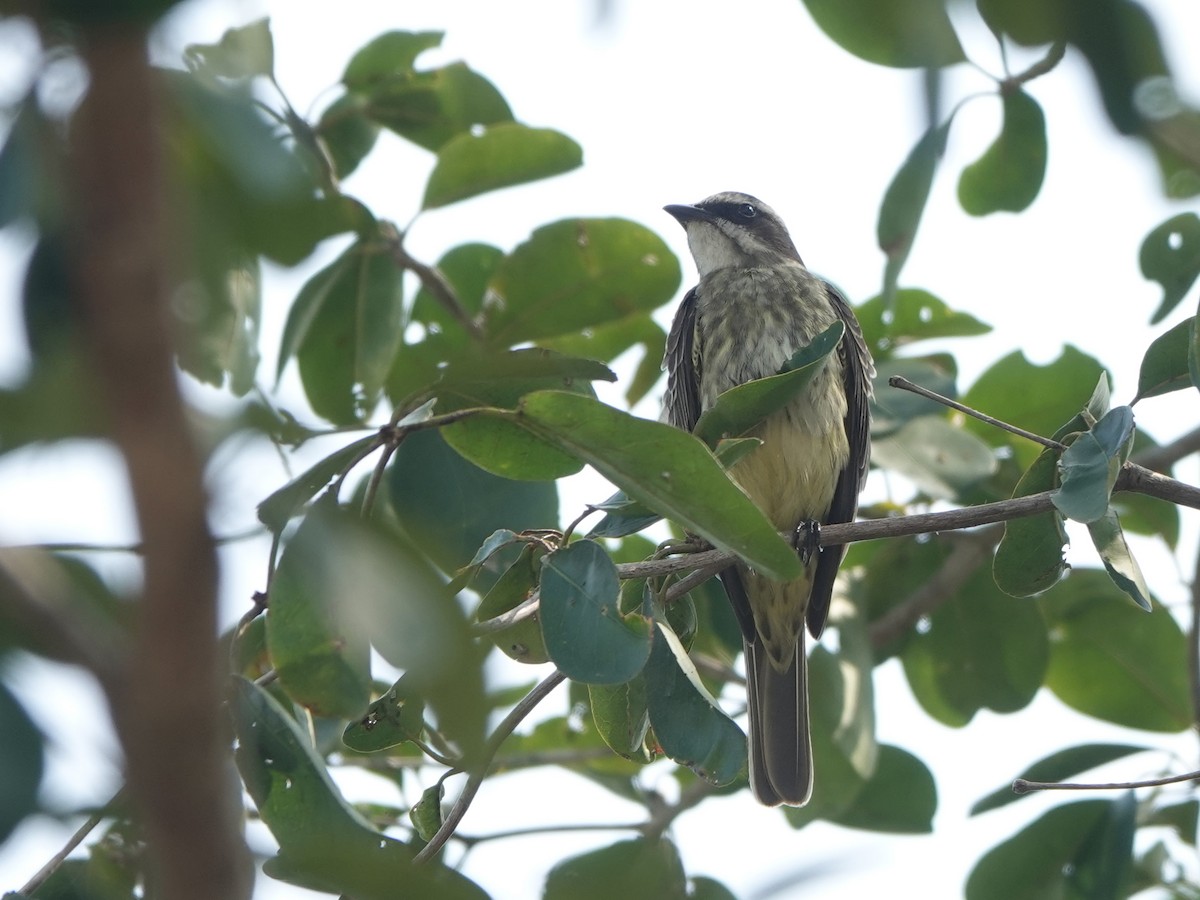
[540,313,668,406]
[994,448,1068,597]
[1040,569,1191,732]
[958,89,1047,216]
[877,119,953,301]
[1134,316,1195,401]
[342,676,426,753]
[492,391,803,581]
[586,490,663,540]
[870,354,959,435]
[434,348,612,480]
[339,516,488,765]
[644,624,747,787]
[971,743,1149,815]
[165,72,357,267]
[966,798,1136,900]
[362,61,513,153]
[0,680,43,844]
[856,288,990,358]
[688,876,739,900]
[800,0,964,67]
[316,93,380,180]
[267,498,372,719]
[543,838,687,900]
[231,678,486,899]
[342,31,444,88]
[388,428,558,575]
[962,346,1106,469]
[422,123,582,209]
[1141,213,1200,323]
[484,218,681,346]
[829,744,937,834]
[902,562,1048,726]
[1050,371,1112,444]
[539,541,651,684]
[256,434,379,533]
[409,242,504,341]
[586,435,759,539]
[279,237,404,424]
[475,543,550,664]
[588,678,651,759]
[409,784,444,843]
[1052,406,1134,524]
[183,17,274,81]
[692,321,843,445]
[1087,508,1152,610]
[1144,800,1199,845]
[855,536,948,658]
[870,416,998,500]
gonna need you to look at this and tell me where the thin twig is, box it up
[640,778,717,842]
[382,223,484,342]
[413,669,568,863]
[19,789,126,896]
[455,820,645,846]
[1002,42,1066,93]
[888,376,1066,450]
[1014,769,1200,794]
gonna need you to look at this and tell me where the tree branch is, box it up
[1014,769,1200,794]
[413,669,568,864]
[1133,424,1200,473]
[69,29,250,899]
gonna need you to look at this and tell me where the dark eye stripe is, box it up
[700,201,760,223]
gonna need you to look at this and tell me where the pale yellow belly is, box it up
[729,413,849,671]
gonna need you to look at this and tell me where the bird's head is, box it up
[664,191,804,276]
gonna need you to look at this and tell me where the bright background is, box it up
[1,0,1199,897]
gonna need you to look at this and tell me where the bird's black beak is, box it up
[664,204,714,227]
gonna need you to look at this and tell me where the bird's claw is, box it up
[793,520,820,565]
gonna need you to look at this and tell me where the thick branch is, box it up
[1133,425,1200,473]
[70,30,250,899]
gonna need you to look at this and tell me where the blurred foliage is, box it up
[1,3,1200,898]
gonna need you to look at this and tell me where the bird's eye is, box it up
[737,203,757,219]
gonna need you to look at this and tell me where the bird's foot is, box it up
[793,520,820,565]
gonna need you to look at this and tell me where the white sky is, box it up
[2,0,1200,897]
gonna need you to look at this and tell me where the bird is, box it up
[661,191,872,806]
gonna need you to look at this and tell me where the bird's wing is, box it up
[662,285,703,432]
[807,280,874,638]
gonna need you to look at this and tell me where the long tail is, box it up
[745,630,812,807]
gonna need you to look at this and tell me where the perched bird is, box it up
[661,192,872,806]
